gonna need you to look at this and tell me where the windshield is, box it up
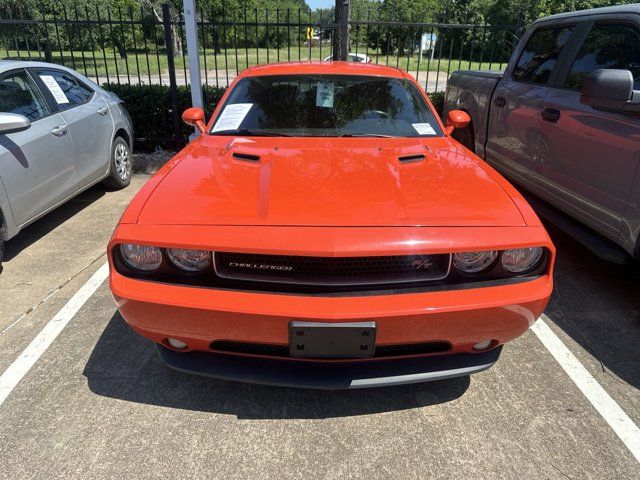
[210,74,442,138]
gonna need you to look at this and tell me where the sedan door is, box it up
[0,69,76,226]
[540,21,640,241]
[33,68,114,187]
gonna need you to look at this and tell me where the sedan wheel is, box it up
[114,142,131,182]
[103,137,132,189]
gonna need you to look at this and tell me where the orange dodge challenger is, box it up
[108,62,555,389]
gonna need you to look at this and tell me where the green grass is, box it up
[2,48,169,80]
[2,45,503,84]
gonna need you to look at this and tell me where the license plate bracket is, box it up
[289,321,376,358]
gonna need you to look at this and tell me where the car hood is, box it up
[137,136,525,227]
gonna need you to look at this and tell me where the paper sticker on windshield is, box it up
[39,75,69,104]
[412,123,436,135]
[316,82,334,108]
[211,103,253,132]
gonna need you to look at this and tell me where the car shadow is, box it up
[83,312,470,419]
[0,135,28,168]
[543,222,640,389]
[3,185,105,262]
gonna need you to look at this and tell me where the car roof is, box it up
[0,60,104,91]
[533,3,640,25]
[239,61,406,79]
[0,59,84,75]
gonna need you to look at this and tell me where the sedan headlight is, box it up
[501,247,544,273]
[119,244,162,271]
[167,248,211,272]
[453,250,498,273]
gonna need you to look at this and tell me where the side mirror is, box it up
[580,69,640,113]
[444,110,471,135]
[0,113,31,134]
[182,107,206,133]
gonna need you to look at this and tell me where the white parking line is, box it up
[532,315,640,463]
[0,262,109,407]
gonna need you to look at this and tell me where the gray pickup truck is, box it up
[444,5,640,262]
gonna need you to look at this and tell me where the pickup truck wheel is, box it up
[103,137,132,190]
[0,238,4,267]
[452,125,475,153]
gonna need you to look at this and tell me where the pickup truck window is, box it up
[564,23,640,90]
[513,27,574,85]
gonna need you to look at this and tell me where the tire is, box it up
[452,124,475,153]
[0,213,4,266]
[103,137,132,189]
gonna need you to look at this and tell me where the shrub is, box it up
[427,91,445,117]
[102,83,226,150]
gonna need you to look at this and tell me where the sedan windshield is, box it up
[210,74,442,138]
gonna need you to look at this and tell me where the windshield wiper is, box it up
[212,128,290,137]
[341,133,398,138]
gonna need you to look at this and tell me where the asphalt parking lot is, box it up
[0,173,638,479]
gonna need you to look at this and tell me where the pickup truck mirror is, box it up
[445,110,471,135]
[580,69,640,113]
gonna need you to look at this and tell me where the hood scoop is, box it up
[398,153,426,163]
[233,152,261,162]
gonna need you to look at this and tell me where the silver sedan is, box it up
[0,61,133,265]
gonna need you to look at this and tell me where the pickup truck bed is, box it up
[445,70,502,155]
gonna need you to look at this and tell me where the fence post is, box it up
[42,13,53,63]
[162,4,182,145]
[182,0,203,139]
[332,0,350,60]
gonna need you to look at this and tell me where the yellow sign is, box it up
[306,27,314,40]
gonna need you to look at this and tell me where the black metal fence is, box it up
[0,3,523,89]
[0,2,524,146]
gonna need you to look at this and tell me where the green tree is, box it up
[365,0,440,55]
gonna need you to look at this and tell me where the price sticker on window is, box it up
[39,75,69,104]
[412,123,436,135]
[316,82,334,108]
[211,103,253,132]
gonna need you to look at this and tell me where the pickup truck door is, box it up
[539,21,640,240]
[485,25,577,185]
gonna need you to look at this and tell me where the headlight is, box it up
[501,247,543,273]
[119,244,162,271]
[453,250,498,273]
[167,248,211,272]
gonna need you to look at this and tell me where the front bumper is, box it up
[157,344,503,389]
[109,223,554,387]
[113,272,550,352]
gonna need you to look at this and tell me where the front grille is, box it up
[214,252,451,286]
[210,341,451,358]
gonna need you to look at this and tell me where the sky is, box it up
[306,0,335,10]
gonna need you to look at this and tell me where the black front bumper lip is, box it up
[157,345,502,390]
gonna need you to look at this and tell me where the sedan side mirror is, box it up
[182,107,206,133]
[580,69,640,113]
[444,110,471,135]
[0,113,31,134]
